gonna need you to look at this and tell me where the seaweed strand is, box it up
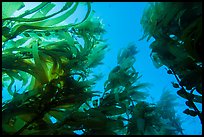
[170,67,202,124]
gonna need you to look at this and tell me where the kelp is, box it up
[3,2,50,20]
[140,2,202,124]
[2,2,107,135]
[2,2,92,42]
[156,90,184,135]
[2,2,25,19]
[2,2,185,135]
[126,90,183,135]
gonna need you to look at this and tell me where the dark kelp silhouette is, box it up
[2,2,184,135]
[140,2,202,124]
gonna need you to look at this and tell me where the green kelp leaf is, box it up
[48,110,65,122]
[34,128,76,135]
[5,24,63,42]
[62,111,87,129]
[171,82,180,88]
[100,92,118,107]
[3,59,39,86]
[14,37,31,48]
[126,87,149,101]
[31,119,51,131]
[2,47,33,57]
[18,71,30,87]
[12,116,26,132]
[72,2,92,27]
[3,2,73,24]
[6,2,89,42]
[104,66,137,91]
[2,102,39,129]
[106,118,124,131]
[81,109,107,129]
[2,26,12,41]
[3,70,31,96]
[22,129,51,135]
[7,70,24,81]
[31,3,55,18]
[139,4,156,41]
[78,13,105,35]
[128,102,155,135]
[2,54,38,83]
[119,57,136,70]
[192,94,202,104]
[58,92,92,107]
[157,90,179,110]
[74,10,97,30]
[87,43,108,68]
[196,84,202,95]
[9,2,49,20]
[181,16,202,60]
[160,3,182,29]
[5,71,16,96]
[137,118,146,134]
[2,125,15,135]
[78,78,97,88]
[16,111,37,122]
[140,2,181,41]
[40,51,65,78]
[150,52,163,68]
[100,103,126,116]
[56,31,75,47]
[81,32,92,51]
[32,39,49,84]
[40,40,67,50]
[179,68,202,90]
[83,120,106,130]
[117,43,137,65]
[85,129,117,135]
[4,4,84,42]
[183,109,198,117]
[185,101,195,109]
[2,2,25,19]
[86,108,106,118]
[175,9,186,24]
[30,2,79,27]
[2,73,11,88]
[159,89,178,101]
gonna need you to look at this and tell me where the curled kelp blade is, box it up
[2,2,25,19]
[3,2,49,20]
[2,2,91,42]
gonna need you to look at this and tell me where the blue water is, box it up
[2,2,202,135]
[90,2,202,135]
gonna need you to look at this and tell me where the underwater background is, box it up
[91,2,202,135]
[2,2,202,135]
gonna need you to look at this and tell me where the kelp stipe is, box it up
[140,2,202,124]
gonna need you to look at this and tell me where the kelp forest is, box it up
[2,2,202,135]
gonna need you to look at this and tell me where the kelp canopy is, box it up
[2,2,108,135]
[140,2,202,124]
[2,2,106,93]
[2,2,184,135]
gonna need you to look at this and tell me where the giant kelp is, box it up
[140,2,202,124]
[2,2,107,135]
[2,2,183,135]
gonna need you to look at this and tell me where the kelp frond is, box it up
[2,2,111,135]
